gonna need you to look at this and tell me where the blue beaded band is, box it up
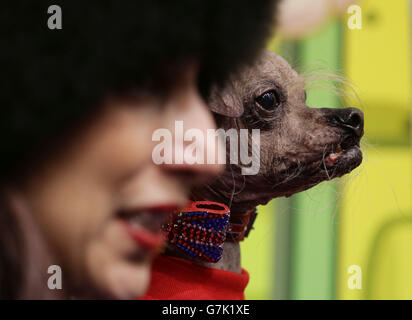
[162,201,230,263]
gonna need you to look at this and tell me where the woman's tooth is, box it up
[129,216,140,227]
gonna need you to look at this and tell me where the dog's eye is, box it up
[255,90,280,110]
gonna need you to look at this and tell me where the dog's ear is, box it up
[208,83,244,117]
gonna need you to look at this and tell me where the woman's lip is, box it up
[122,221,164,252]
[119,203,182,252]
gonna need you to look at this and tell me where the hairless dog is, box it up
[167,50,364,274]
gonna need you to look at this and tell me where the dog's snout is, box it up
[323,107,364,137]
[335,108,364,137]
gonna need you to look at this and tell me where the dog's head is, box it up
[192,50,364,213]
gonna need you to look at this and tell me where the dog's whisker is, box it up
[228,165,236,209]
[321,145,331,180]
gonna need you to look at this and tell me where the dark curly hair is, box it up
[0,0,277,182]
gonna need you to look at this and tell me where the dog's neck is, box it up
[200,241,242,273]
[166,240,241,273]
[164,205,257,274]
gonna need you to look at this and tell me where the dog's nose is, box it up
[330,107,364,137]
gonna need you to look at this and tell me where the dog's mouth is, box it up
[192,135,363,213]
[276,135,362,197]
[317,135,362,175]
[255,136,362,195]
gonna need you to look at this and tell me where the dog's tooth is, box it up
[329,153,339,161]
[325,152,340,167]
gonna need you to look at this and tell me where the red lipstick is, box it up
[119,204,181,252]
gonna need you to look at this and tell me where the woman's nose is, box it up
[159,72,225,184]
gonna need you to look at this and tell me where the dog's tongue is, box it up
[326,152,340,166]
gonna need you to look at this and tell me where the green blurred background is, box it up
[241,0,412,299]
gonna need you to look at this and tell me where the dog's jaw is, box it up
[192,140,362,214]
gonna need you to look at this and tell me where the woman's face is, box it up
[22,64,223,299]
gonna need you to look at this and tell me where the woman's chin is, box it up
[82,222,153,300]
[103,261,151,300]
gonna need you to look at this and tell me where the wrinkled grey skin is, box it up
[168,50,364,273]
